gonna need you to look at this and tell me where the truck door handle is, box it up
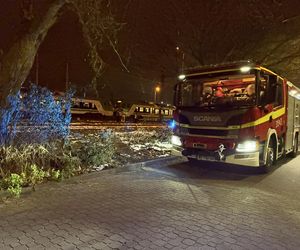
[269,116,273,122]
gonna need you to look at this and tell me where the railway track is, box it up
[70,121,167,129]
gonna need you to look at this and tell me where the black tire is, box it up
[261,140,275,173]
[187,157,198,166]
[290,134,299,158]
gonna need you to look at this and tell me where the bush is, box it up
[1,173,23,198]
[20,84,74,144]
[0,144,50,175]
[70,130,115,169]
[21,164,45,190]
[0,85,119,198]
[0,131,115,197]
[1,164,46,197]
[0,84,74,146]
[0,142,81,194]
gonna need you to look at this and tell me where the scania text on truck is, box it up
[171,61,300,171]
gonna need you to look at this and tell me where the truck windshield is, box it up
[177,72,257,108]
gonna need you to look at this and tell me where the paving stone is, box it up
[182,238,196,246]
[0,161,299,250]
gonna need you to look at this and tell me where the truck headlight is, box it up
[236,140,259,153]
[171,135,182,147]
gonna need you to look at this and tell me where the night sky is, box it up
[0,1,158,104]
[1,0,300,104]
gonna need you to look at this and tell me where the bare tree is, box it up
[0,0,65,106]
[113,0,300,82]
[0,0,125,106]
[253,17,300,83]
[172,0,300,83]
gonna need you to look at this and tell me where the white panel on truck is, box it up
[285,94,295,153]
[295,101,300,131]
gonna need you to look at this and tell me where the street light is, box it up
[154,86,160,103]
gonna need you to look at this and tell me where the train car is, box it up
[70,98,113,120]
[126,102,175,122]
[66,96,175,122]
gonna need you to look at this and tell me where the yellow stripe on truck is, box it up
[240,107,285,128]
[175,107,286,130]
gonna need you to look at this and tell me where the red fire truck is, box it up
[171,61,300,171]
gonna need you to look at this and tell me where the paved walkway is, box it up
[0,157,300,249]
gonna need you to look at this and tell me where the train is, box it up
[19,87,174,122]
[70,98,175,122]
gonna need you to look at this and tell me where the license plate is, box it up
[196,155,216,161]
[193,143,207,149]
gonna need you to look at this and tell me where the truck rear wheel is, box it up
[290,134,299,158]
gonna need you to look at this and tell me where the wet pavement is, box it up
[0,155,300,249]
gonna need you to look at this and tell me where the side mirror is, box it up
[173,84,179,106]
[173,83,178,91]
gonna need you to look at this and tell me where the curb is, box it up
[66,156,186,182]
[125,155,186,171]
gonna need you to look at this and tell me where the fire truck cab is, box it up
[172,61,300,171]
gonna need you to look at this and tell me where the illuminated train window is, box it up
[73,102,79,108]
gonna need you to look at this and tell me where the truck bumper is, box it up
[221,152,260,167]
[179,148,260,167]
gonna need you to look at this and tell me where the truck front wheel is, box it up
[261,141,275,173]
[187,157,198,166]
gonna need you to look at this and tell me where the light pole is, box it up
[35,53,39,85]
[154,86,160,103]
[176,46,185,73]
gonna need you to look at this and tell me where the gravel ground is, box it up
[70,126,173,171]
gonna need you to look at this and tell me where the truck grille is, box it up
[188,128,229,137]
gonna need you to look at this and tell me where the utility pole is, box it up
[65,62,69,91]
[176,46,185,73]
[160,72,165,103]
[35,53,39,85]
[181,52,185,72]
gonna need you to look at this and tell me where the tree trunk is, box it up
[0,0,66,106]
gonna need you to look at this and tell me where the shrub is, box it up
[0,84,74,146]
[0,134,116,198]
[21,164,45,190]
[49,169,61,181]
[1,164,46,196]
[20,84,74,144]
[0,142,81,190]
[0,144,50,175]
[2,173,23,198]
[70,130,115,169]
